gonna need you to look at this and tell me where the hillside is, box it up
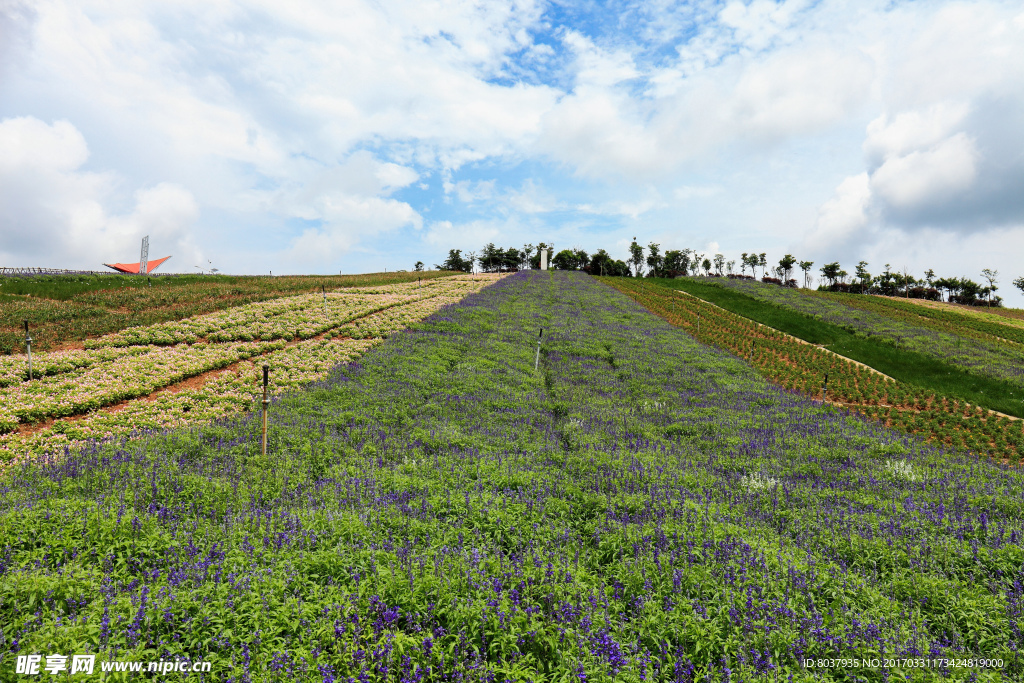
[2,271,1021,680]
[640,277,1024,421]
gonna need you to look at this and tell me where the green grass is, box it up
[649,277,1024,418]
[0,273,222,299]
[0,271,451,301]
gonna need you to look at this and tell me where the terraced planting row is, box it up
[0,271,454,354]
[83,288,442,348]
[693,277,1024,388]
[848,295,1024,345]
[0,274,502,466]
[2,271,1021,681]
[608,279,1024,462]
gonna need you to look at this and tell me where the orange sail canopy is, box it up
[103,255,172,274]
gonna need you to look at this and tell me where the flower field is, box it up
[608,279,1024,463]
[695,277,1024,388]
[0,275,502,465]
[82,293,427,347]
[0,346,147,387]
[0,270,453,355]
[1,271,1021,681]
[0,340,286,424]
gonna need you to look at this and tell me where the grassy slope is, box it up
[2,271,1021,680]
[648,277,1024,418]
[817,290,1024,346]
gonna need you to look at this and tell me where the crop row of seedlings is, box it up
[824,290,1024,346]
[84,277,476,347]
[0,270,456,354]
[0,275,504,464]
[2,270,1021,681]
[0,340,286,429]
[609,279,1024,462]
[697,276,1024,388]
[0,337,375,470]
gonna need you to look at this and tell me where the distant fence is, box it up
[0,267,107,275]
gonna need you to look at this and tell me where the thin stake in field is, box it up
[261,364,270,457]
[535,328,543,372]
[23,321,33,381]
[822,372,829,402]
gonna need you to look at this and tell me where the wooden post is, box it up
[534,328,543,372]
[261,365,270,456]
[822,372,829,402]
[24,321,33,381]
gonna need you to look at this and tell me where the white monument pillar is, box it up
[540,248,548,270]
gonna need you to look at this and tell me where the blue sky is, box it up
[1,0,1023,304]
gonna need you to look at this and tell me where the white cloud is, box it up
[577,193,665,219]
[805,0,1024,262]
[805,172,871,250]
[673,185,722,200]
[718,0,812,52]
[538,36,874,178]
[0,116,87,172]
[563,30,639,88]
[504,179,565,214]
[869,132,978,210]
[0,116,201,269]
[284,195,421,267]
[862,103,971,166]
[443,178,496,204]
[424,217,503,248]
[2,0,1023,296]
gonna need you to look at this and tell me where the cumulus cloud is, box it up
[673,185,722,201]
[0,116,200,269]
[443,178,496,205]
[3,0,1024,291]
[862,103,971,165]
[870,132,978,210]
[806,1,1024,259]
[283,196,422,267]
[538,30,874,178]
[805,173,872,250]
[718,0,813,52]
[562,30,639,89]
[424,218,504,249]
[272,151,423,267]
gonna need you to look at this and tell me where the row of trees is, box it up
[430,243,633,277]
[428,240,1024,307]
[628,240,1020,307]
[816,262,1008,306]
